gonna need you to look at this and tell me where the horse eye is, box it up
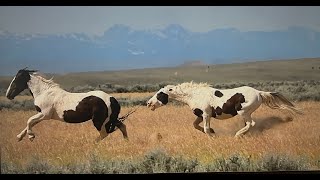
[169,89,172,91]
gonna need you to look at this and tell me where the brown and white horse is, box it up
[6,68,128,142]
[147,81,303,137]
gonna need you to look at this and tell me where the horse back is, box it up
[52,90,114,123]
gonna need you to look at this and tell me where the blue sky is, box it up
[1,6,320,35]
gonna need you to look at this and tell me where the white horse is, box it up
[6,68,128,142]
[147,81,303,137]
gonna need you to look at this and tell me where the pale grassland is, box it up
[0,92,153,102]
[1,101,320,171]
[1,58,319,89]
[0,96,33,102]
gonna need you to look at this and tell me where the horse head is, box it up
[6,67,38,100]
[146,85,179,111]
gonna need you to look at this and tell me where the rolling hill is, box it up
[1,58,319,90]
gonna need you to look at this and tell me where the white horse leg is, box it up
[235,114,254,137]
[234,97,262,137]
[17,127,27,141]
[26,113,45,141]
[17,120,42,141]
[17,113,44,141]
[203,114,213,136]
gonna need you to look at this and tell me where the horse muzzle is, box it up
[6,92,14,100]
[7,96,14,100]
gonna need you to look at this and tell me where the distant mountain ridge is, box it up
[1,24,320,75]
[180,60,207,67]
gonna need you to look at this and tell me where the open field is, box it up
[1,80,320,113]
[1,58,320,173]
[1,58,320,90]
[1,101,320,173]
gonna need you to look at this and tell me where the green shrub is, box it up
[258,154,311,171]
[1,80,320,111]
[1,150,316,174]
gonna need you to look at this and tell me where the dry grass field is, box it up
[1,58,320,172]
[1,98,320,172]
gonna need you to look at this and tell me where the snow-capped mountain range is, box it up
[1,24,320,75]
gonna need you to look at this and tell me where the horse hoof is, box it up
[234,134,244,139]
[17,135,23,142]
[210,128,215,133]
[28,135,35,141]
[206,133,214,137]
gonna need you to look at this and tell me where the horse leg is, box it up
[17,113,42,141]
[95,129,108,142]
[16,113,45,141]
[17,120,42,141]
[17,127,27,141]
[203,114,214,136]
[233,97,263,138]
[92,115,109,142]
[116,122,128,140]
[96,121,128,141]
[193,117,204,133]
[94,124,108,143]
[94,118,128,142]
[193,117,214,133]
[27,108,54,141]
[235,114,254,137]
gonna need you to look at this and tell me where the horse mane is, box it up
[166,81,212,101]
[31,72,60,88]
[175,81,212,89]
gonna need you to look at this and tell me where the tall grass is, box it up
[1,101,320,173]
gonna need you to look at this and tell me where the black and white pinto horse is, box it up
[6,68,128,142]
[147,82,303,137]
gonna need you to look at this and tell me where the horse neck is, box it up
[27,75,62,98]
[171,87,194,105]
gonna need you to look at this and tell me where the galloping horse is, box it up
[147,81,303,137]
[6,68,128,142]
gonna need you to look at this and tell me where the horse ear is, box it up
[27,70,38,73]
[19,67,28,71]
[20,67,37,73]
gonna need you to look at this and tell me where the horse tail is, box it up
[259,91,303,115]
